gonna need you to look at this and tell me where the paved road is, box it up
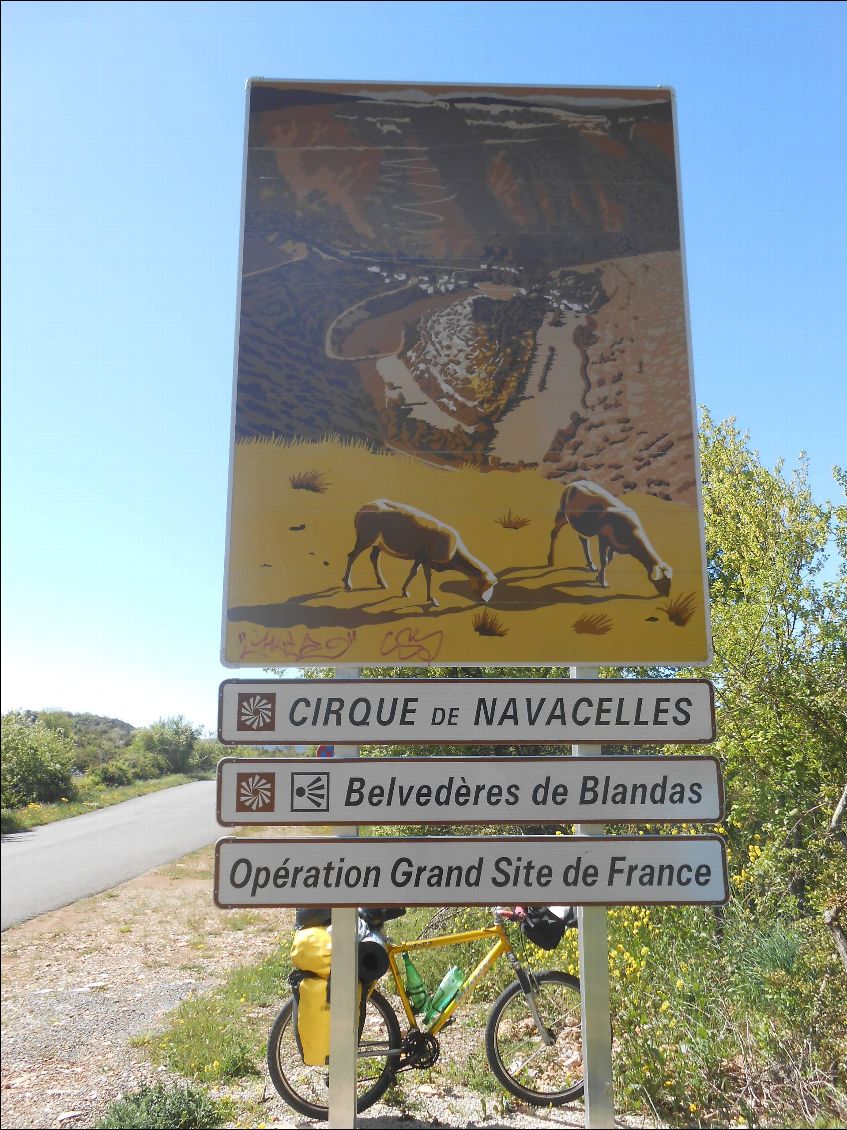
[1,781,220,930]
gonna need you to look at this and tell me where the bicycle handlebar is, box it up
[494,905,527,922]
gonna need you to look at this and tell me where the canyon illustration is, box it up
[223,82,711,667]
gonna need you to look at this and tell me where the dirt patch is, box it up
[1,841,292,1129]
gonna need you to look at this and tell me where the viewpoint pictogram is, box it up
[290,772,330,812]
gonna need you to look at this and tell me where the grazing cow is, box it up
[343,499,496,607]
[547,480,672,595]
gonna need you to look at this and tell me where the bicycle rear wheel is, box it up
[267,988,401,1120]
[485,970,584,1105]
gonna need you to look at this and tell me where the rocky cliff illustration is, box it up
[224,82,710,667]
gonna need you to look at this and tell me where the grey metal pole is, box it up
[328,665,360,1129]
[570,664,615,1127]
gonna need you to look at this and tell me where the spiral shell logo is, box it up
[235,772,276,813]
[236,692,276,732]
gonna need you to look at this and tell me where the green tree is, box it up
[130,716,199,775]
[1,713,78,807]
[193,736,231,771]
[692,411,846,915]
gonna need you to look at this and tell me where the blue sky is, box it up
[2,1,845,733]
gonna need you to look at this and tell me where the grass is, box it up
[607,900,847,1128]
[144,946,292,1082]
[496,509,531,529]
[473,608,508,636]
[289,468,331,492]
[573,612,613,634]
[1,772,214,832]
[657,592,697,627]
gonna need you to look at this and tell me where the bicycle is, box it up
[266,906,583,1120]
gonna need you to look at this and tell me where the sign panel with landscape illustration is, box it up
[223,81,710,667]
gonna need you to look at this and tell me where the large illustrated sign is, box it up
[223,81,711,667]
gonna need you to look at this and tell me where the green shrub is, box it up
[608,898,847,1127]
[130,716,199,774]
[94,1082,230,1128]
[94,759,135,786]
[90,750,167,786]
[0,807,27,834]
[193,738,229,772]
[0,713,77,807]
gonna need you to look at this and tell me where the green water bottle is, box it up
[402,953,431,1015]
[423,964,464,1025]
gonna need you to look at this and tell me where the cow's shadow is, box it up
[228,563,655,631]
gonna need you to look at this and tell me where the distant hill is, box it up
[26,710,136,769]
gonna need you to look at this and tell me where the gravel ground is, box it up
[1,838,658,1129]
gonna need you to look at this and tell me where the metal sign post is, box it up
[572,665,615,1127]
[328,667,359,1129]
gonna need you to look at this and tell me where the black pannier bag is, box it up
[358,906,407,929]
[294,907,332,929]
[357,915,390,984]
[520,905,577,950]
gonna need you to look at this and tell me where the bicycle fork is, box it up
[510,954,556,1047]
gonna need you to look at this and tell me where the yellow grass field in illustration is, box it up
[224,438,709,667]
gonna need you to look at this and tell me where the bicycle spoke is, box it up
[267,989,401,1118]
[487,971,584,1104]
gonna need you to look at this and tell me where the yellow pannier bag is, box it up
[289,922,375,1067]
[293,975,367,1067]
[291,926,333,978]
[296,975,332,1066]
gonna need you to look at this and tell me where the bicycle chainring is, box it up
[399,1030,440,1070]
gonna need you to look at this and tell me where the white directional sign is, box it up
[217,755,724,826]
[214,835,728,908]
[219,679,715,745]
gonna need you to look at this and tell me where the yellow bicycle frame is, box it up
[386,924,514,1035]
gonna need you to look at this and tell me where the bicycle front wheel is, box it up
[266,988,401,1120]
[485,970,584,1105]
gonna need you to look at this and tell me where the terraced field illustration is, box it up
[224,82,710,666]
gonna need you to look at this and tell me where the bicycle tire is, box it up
[485,970,584,1105]
[266,988,401,1120]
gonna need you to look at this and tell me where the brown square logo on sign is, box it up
[236,692,276,732]
[235,771,276,813]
